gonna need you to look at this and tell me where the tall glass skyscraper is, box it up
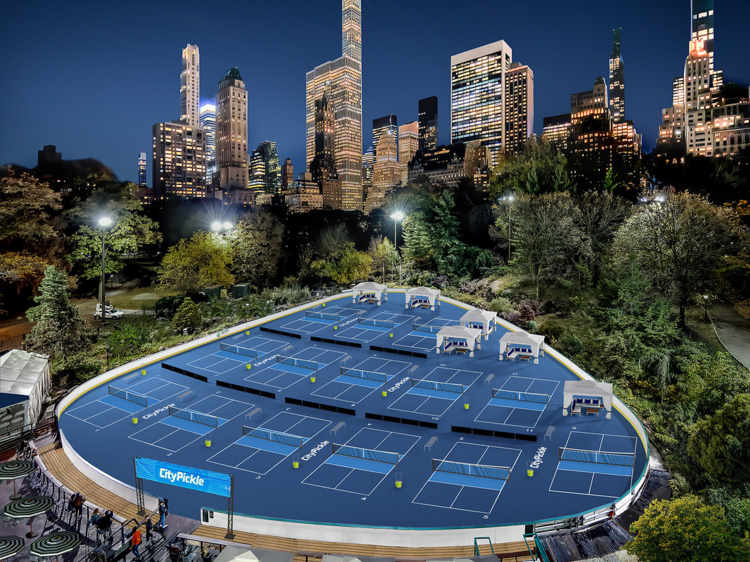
[138,151,147,186]
[451,40,513,167]
[373,114,397,158]
[216,68,248,190]
[418,96,438,151]
[609,29,625,123]
[180,44,200,127]
[306,0,363,210]
[199,102,216,180]
[692,0,714,71]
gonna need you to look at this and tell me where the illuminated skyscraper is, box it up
[310,92,338,184]
[258,141,281,194]
[199,102,216,182]
[692,0,714,71]
[373,114,397,158]
[216,68,248,190]
[418,96,438,151]
[180,44,200,127]
[281,158,294,191]
[451,40,513,166]
[541,114,571,149]
[367,131,399,213]
[504,62,534,154]
[138,151,147,186]
[306,0,362,210]
[398,122,419,184]
[609,29,625,123]
[152,121,206,200]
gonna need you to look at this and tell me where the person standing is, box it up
[145,518,153,544]
[130,526,142,559]
[158,500,168,530]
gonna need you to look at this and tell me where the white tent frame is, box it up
[404,287,440,311]
[498,331,545,364]
[351,282,388,306]
[562,380,613,419]
[460,309,497,340]
[0,350,51,429]
[436,326,483,357]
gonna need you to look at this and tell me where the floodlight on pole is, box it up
[98,216,113,325]
[223,221,233,231]
[211,221,223,232]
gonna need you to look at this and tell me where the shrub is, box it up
[458,280,478,294]
[172,297,202,332]
[516,299,541,322]
[559,333,584,355]
[54,354,104,385]
[433,275,450,289]
[489,297,513,313]
[526,320,539,333]
[540,320,565,342]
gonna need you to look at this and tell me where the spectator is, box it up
[130,526,142,560]
[73,493,85,520]
[158,500,168,530]
[145,518,153,544]
[89,509,100,535]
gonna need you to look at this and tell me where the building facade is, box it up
[310,92,338,184]
[152,121,206,200]
[367,131,399,213]
[418,96,438,151]
[216,68,248,190]
[306,0,363,210]
[398,121,419,184]
[408,143,470,189]
[180,44,200,127]
[138,151,147,185]
[451,40,513,167]
[373,114,398,158]
[504,62,534,154]
[199,102,216,180]
[281,158,294,191]
[541,114,572,149]
[285,172,324,213]
[609,29,625,123]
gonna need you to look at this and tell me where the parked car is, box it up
[94,303,125,319]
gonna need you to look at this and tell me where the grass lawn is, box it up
[107,287,178,310]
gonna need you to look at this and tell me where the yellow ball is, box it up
[334,326,338,330]
[390,333,393,338]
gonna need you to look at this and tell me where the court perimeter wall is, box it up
[54,290,650,547]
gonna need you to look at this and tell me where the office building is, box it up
[609,29,625,123]
[282,158,294,191]
[398,121,419,184]
[408,143,471,189]
[248,149,265,194]
[286,172,324,213]
[451,40,513,166]
[692,0,715,71]
[180,44,200,127]
[367,131,399,213]
[138,151,147,185]
[216,67,248,190]
[152,121,206,200]
[258,141,281,194]
[199,102,216,176]
[373,114,398,158]
[541,114,572,149]
[418,96,438,151]
[504,62,534,154]
[322,176,344,210]
[306,0,363,210]
[310,92,337,183]
[362,145,374,201]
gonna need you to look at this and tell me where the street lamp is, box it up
[212,221,234,233]
[390,211,405,284]
[703,294,709,322]
[98,216,113,325]
[499,194,514,261]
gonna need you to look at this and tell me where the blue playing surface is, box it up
[59,292,647,529]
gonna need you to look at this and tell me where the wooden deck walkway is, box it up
[38,443,534,560]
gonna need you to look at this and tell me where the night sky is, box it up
[1,0,748,184]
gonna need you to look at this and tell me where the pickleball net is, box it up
[108,385,149,407]
[331,444,400,465]
[168,406,219,428]
[432,458,511,481]
[243,426,304,448]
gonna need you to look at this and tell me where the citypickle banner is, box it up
[135,458,232,497]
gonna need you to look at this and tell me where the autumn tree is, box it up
[26,266,90,360]
[368,237,397,282]
[156,231,234,294]
[229,212,284,286]
[626,496,750,562]
[611,191,745,326]
[172,297,202,332]
[0,171,62,246]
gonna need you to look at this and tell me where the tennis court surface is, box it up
[59,290,648,529]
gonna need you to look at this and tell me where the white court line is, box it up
[389,367,481,418]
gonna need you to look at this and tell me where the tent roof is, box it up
[437,326,483,339]
[563,380,613,393]
[405,287,440,297]
[460,309,497,322]
[353,282,386,291]
[499,331,545,346]
[213,546,259,562]
[0,349,50,397]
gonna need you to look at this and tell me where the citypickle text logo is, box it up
[158,468,205,486]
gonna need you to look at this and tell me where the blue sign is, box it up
[135,458,232,498]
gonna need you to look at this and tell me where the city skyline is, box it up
[1,0,749,184]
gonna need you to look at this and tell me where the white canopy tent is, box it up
[436,326,483,357]
[498,331,545,364]
[0,350,51,433]
[352,282,388,306]
[213,546,293,562]
[562,379,613,419]
[460,309,497,340]
[404,287,440,311]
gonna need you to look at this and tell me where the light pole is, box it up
[390,211,405,284]
[98,217,113,325]
[703,294,709,322]
[212,221,234,233]
[499,194,514,262]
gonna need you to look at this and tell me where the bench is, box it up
[245,408,262,421]
[544,425,556,441]
[484,374,495,385]
[424,436,438,452]
[586,408,599,415]
[176,390,195,403]
[571,405,582,416]
[330,421,346,436]
[124,373,141,384]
